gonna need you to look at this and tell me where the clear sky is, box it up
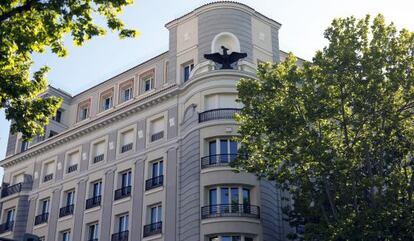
[1,0,414,179]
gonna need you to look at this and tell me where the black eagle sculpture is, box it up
[204,46,247,69]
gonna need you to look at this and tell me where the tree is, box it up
[234,15,414,241]
[1,0,138,140]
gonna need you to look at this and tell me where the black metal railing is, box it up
[151,131,164,142]
[67,164,78,173]
[200,154,239,169]
[93,154,105,163]
[145,175,164,191]
[34,213,49,225]
[201,204,260,219]
[86,195,101,209]
[111,230,129,241]
[114,186,131,200]
[199,108,241,123]
[1,183,22,198]
[143,222,162,237]
[43,173,53,182]
[0,221,13,234]
[121,143,133,153]
[59,204,74,218]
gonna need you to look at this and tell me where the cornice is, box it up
[0,84,179,168]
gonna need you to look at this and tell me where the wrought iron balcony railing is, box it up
[86,195,101,209]
[0,221,14,234]
[200,154,239,169]
[34,213,49,225]
[1,183,22,198]
[93,154,105,163]
[43,173,53,182]
[111,230,129,241]
[145,175,164,191]
[151,131,164,142]
[59,204,74,218]
[143,222,162,237]
[121,143,133,153]
[114,186,131,200]
[67,164,78,173]
[201,204,260,219]
[198,108,241,123]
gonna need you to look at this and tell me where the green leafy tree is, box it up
[234,15,414,241]
[1,0,138,140]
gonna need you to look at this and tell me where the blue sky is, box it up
[1,0,414,178]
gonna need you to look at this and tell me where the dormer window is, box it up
[183,61,194,82]
[52,109,62,123]
[119,80,133,103]
[77,100,91,122]
[140,70,155,93]
[100,89,114,112]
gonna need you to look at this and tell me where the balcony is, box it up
[1,183,22,198]
[0,221,13,234]
[34,213,49,225]
[200,154,238,169]
[59,204,74,218]
[121,143,133,153]
[43,173,53,182]
[201,204,260,219]
[86,196,101,209]
[111,230,129,241]
[114,186,131,200]
[93,154,105,163]
[143,222,162,237]
[67,164,78,173]
[198,108,241,123]
[145,175,164,191]
[151,131,164,142]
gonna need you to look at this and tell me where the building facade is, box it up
[0,2,297,241]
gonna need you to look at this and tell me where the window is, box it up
[123,87,132,102]
[150,117,164,142]
[92,181,102,198]
[205,94,242,110]
[88,223,99,240]
[43,161,55,182]
[119,80,133,103]
[5,208,15,223]
[20,140,29,152]
[209,236,242,241]
[66,151,80,174]
[150,205,162,224]
[118,214,129,232]
[62,231,70,241]
[208,138,238,164]
[121,171,132,188]
[100,89,114,112]
[77,100,90,121]
[208,186,250,206]
[49,130,58,138]
[151,160,163,178]
[183,62,194,82]
[40,198,50,214]
[65,190,75,206]
[52,109,62,123]
[143,75,153,92]
[12,173,24,184]
[120,130,134,153]
[92,140,105,163]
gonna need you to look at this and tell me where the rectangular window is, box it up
[121,171,132,188]
[103,96,112,111]
[65,190,75,206]
[12,173,24,184]
[6,209,15,223]
[183,62,194,82]
[123,87,132,102]
[118,214,129,232]
[92,181,102,197]
[120,130,134,153]
[150,117,164,142]
[93,141,105,163]
[41,199,50,214]
[88,223,99,240]
[53,109,62,123]
[62,231,70,241]
[66,151,80,173]
[151,160,163,178]
[150,205,162,224]
[43,161,55,182]
[20,140,28,152]
[78,100,90,121]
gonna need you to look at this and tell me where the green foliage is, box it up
[0,0,138,140]
[234,15,414,241]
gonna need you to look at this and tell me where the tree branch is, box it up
[0,0,38,23]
